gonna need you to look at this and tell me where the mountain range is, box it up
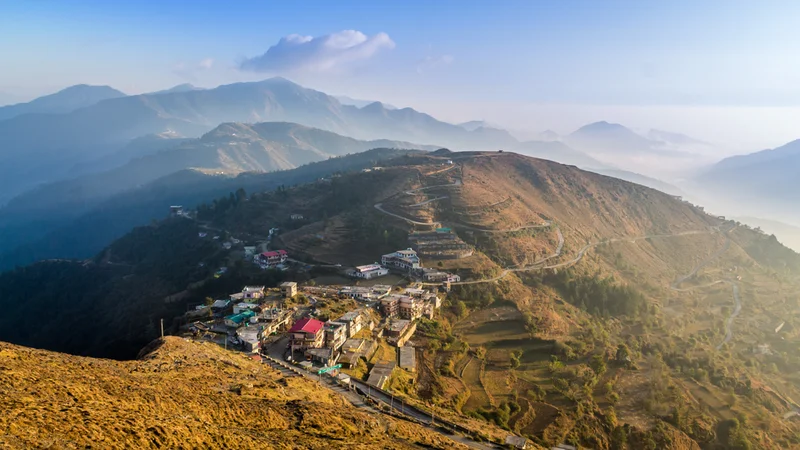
[0,125,431,269]
[687,139,800,224]
[0,77,523,203]
[0,84,126,121]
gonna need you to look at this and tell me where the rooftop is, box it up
[354,264,383,272]
[289,317,324,334]
[387,319,411,333]
[242,286,265,292]
[338,310,362,322]
[280,281,298,288]
[261,250,288,258]
[325,321,346,330]
[224,310,256,325]
[211,299,230,308]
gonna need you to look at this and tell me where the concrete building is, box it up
[339,338,377,368]
[241,286,265,299]
[379,296,400,317]
[336,310,365,338]
[236,327,261,353]
[289,318,325,351]
[258,250,288,267]
[398,346,416,372]
[224,310,256,328]
[233,302,258,314]
[280,281,298,298]
[386,319,412,338]
[348,264,389,280]
[366,361,396,389]
[324,321,348,350]
[305,347,338,366]
[339,286,375,301]
[398,296,423,320]
[421,268,461,283]
[381,248,421,271]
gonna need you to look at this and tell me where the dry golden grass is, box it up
[0,337,463,449]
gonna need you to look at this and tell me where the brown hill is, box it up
[230,151,800,448]
[0,336,464,449]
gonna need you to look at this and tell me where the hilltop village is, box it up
[183,226,465,391]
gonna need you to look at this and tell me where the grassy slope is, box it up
[0,336,464,449]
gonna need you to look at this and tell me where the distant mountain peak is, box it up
[0,84,126,122]
[538,129,560,141]
[574,121,630,134]
[458,120,504,132]
[150,83,202,95]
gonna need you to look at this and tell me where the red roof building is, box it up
[289,318,325,351]
[258,249,288,266]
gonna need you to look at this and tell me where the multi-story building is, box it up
[280,281,297,298]
[379,296,400,317]
[257,250,288,267]
[288,318,325,352]
[324,321,348,350]
[381,248,421,271]
[336,310,365,338]
[398,296,423,320]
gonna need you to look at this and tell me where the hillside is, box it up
[204,151,800,448]
[695,139,800,204]
[0,336,461,449]
[0,147,423,271]
[2,151,800,448]
[0,84,126,121]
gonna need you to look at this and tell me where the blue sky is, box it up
[2,0,800,149]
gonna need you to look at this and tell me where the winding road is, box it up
[668,226,741,350]
[376,163,727,288]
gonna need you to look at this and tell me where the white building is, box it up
[381,248,421,271]
[349,264,389,280]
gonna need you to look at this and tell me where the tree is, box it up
[590,354,607,376]
[453,300,467,319]
[616,343,632,364]
[235,187,247,203]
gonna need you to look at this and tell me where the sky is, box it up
[2,0,800,152]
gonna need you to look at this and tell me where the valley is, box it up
[2,149,800,448]
[6,5,800,450]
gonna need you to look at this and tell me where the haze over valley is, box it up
[3,2,800,449]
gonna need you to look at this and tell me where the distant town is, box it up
[181,220,463,391]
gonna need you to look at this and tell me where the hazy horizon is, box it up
[3,0,800,153]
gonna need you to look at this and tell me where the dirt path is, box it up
[668,226,741,350]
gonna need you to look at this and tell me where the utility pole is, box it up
[160,318,164,340]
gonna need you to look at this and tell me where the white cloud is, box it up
[198,58,214,70]
[173,58,215,81]
[239,30,395,74]
[416,54,454,74]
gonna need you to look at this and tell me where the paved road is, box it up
[349,379,498,450]
[717,282,742,349]
[409,196,449,207]
[260,353,495,449]
[425,227,717,286]
[375,163,725,290]
[374,202,440,226]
